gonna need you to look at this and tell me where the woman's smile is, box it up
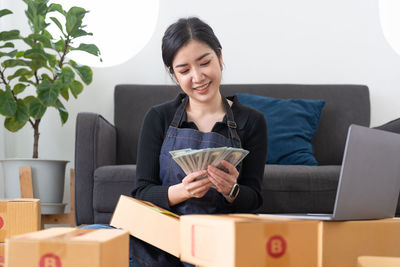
[193,82,211,94]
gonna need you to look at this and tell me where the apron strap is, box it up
[170,95,188,128]
[222,96,242,149]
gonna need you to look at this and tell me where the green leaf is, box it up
[66,7,88,37]
[7,68,33,81]
[25,96,46,120]
[0,49,17,58]
[4,117,26,132]
[60,85,69,101]
[45,53,57,68]
[0,42,14,49]
[54,99,68,124]
[53,39,65,52]
[48,4,65,15]
[18,76,36,86]
[73,43,101,57]
[60,66,75,84]
[0,30,20,41]
[69,80,83,98]
[0,87,17,116]
[68,60,92,85]
[2,59,30,68]
[14,99,29,124]
[13,83,28,94]
[49,17,66,36]
[0,9,12,18]
[70,29,92,38]
[16,51,25,58]
[26,33,51,48]
[37,80,59,106]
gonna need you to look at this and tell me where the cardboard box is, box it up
[0,198,40,242]
[5,227,129,267]
[358,256,400,267]
[0,243,4,266]
[180,215,400,267]
[110,195,180,257]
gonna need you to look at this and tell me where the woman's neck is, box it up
[186,93,225,116]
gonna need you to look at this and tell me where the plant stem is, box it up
[0,68,9,85]
[33,119,40,158]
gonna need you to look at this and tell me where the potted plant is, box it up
[0,0,101,213]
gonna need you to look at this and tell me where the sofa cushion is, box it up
[256,165,341,213]
[237,93,325,165]
[93,165,136,213]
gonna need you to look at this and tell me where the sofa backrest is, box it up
[114,84,370,165]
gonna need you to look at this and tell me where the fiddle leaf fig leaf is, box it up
[15,99,29,124]
[25,96,46,119]
[48,4,65,15]
[13,83,28,95]
[54,99,68,124]
[49,17,66,37]
[0,49,17,59]
[60,66,75,84]
[37,80,60,106]
[7,68,33,81]
[0,9,12,18]
[4,117,26,132]
[0,86,17,116]
[0,30,20,41]
[68,60,92,85]
[2,59,30,68]
[69,80,83,98]
[73,43,101,57]
[0,42,14,49]
[66,7,88,37]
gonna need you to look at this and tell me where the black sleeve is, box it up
[131,107,171,209]
[231,110,267,212]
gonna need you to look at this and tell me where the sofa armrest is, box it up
[75,112,117,225]
[374,118,400,133]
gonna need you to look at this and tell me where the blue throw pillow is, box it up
[237,93,325,165]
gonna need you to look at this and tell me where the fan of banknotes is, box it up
[169,147,249,176]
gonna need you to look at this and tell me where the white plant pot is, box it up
[0,158,69,214]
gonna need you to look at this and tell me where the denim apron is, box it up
[131,94,242,267]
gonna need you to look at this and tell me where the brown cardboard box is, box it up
[5,227,129,267]
[0,198,40,242]
[180,215,400,267]
[110,195,180,257]
[0,243,4,266]
[358,256,400,267]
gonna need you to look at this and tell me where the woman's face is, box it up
[172,40,223,104]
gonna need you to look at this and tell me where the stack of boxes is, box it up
[0,199,40,266]
[0,198,130,267]
[111,195,400,267]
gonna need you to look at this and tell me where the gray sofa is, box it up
[75,84,400,225]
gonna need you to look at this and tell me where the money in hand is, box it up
[169,147,249,178]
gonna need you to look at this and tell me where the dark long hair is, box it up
[162,17,222,74]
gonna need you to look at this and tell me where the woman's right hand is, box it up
[182,170,213,199]
[168,170,213,206]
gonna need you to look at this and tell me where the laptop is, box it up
[259,124,400,221]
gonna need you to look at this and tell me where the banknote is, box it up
[170,147,249,178]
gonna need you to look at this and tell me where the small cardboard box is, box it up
[180,214,320,267]
[5,227,129,267]
[358,256,400,267]
[110,195,180,257]
[180,214,400,267]
[0,198,40,242]
[0,243,4,266]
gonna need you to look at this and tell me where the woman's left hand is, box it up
[207,160,239,199]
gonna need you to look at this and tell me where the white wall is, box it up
[1,0,400,199]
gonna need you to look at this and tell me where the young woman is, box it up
[130,17,268,266]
